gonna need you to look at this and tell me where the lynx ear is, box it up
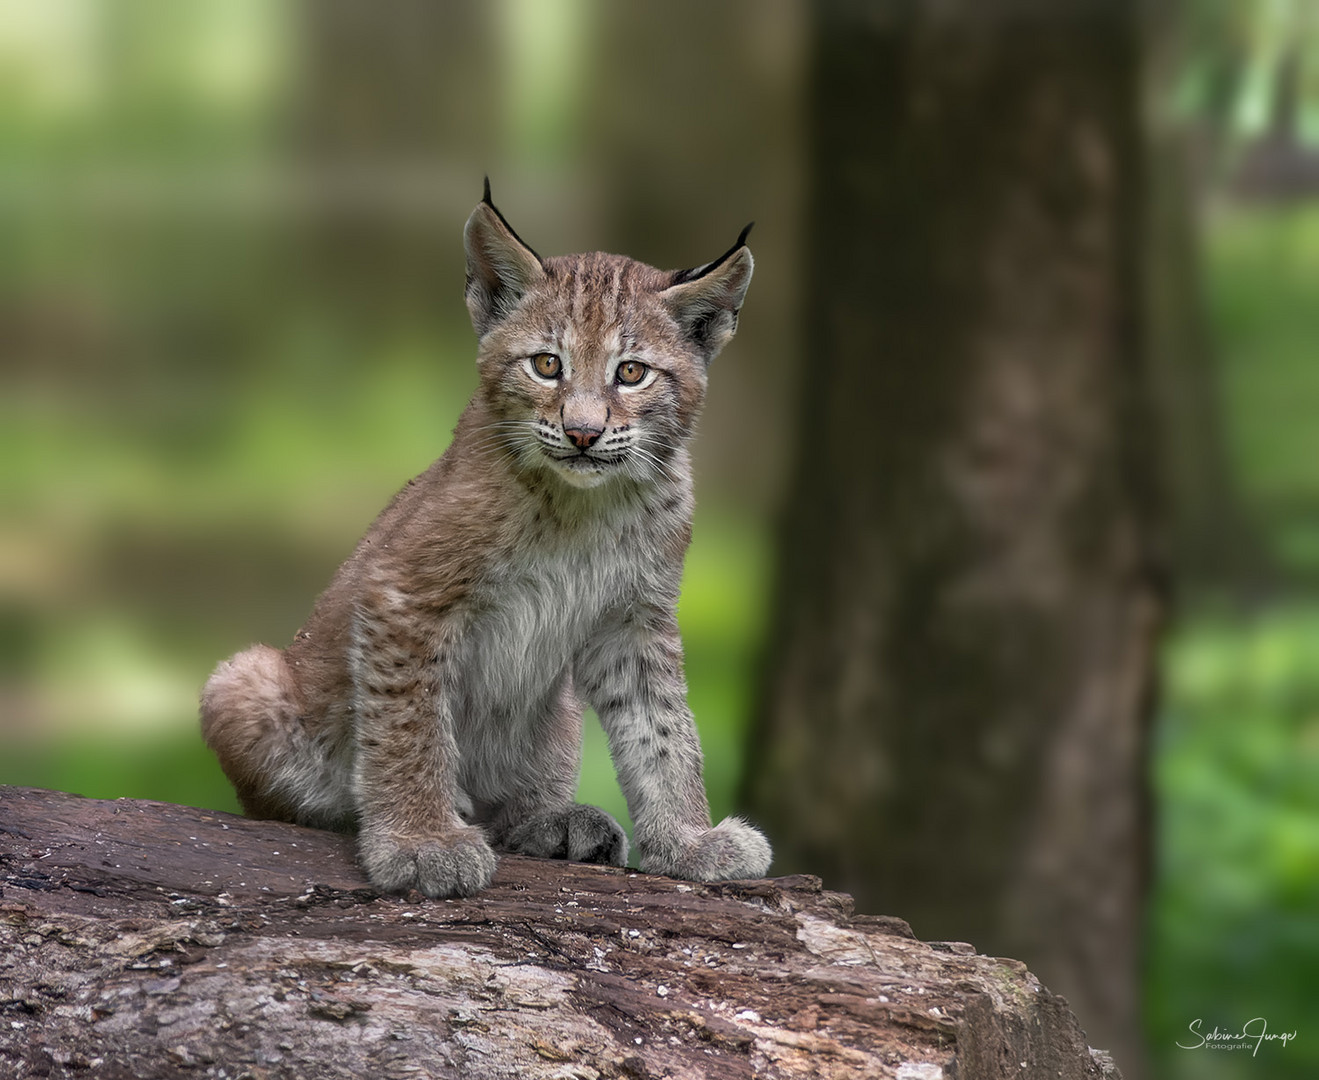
[463,179,547,337]
[662,223,754,365]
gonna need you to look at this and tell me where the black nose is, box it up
[564,425,603,450]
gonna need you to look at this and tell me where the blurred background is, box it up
[1,1,1316,1077]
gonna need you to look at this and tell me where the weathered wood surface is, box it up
[0,786,1119,1079]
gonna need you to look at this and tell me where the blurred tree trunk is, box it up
[287,0,498,324]
[1144,0,1268,593]
[1146,129,1265,590]
[743,2,1163,1077]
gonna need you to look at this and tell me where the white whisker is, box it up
[626,442,683,484]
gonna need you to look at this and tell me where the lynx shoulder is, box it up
[200,183,772,898]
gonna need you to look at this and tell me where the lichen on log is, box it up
[0,786,1118,1079]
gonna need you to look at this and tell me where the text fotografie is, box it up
[1177,1018,1297,1056]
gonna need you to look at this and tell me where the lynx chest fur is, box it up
[201,184,772,898]
[453,503,674,713]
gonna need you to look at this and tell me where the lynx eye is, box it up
[615,360,649,386]
[530,352,562,379]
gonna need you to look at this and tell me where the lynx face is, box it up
[464,198,753,492]
[475,257,708,490]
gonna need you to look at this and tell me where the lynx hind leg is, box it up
[502,804,629,867]
[201,644,352,828]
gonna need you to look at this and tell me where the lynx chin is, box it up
[201,182,773,898]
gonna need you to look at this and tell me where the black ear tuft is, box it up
[670,221,756,287]
[475,179,543,264]
[463,189,547,338]
[661,233,754,366]
[736,221,754,248]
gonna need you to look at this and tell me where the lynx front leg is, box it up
[351,599,496,898]
[576,609,772,882]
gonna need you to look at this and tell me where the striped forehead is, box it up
[547,252,661,342]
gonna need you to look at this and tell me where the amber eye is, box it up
[531,353,562,379]
[615,360,649,386]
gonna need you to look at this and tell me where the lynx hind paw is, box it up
[359,827,497,898]
[502,804,629,867]
[646,817,772,883]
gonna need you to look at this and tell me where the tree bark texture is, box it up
[743,3,1163,1077]
[0,787,1120,1080]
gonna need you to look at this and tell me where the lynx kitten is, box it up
[201,183,772,898]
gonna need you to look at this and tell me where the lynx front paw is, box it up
[358,825,497,898]
[641,816,772,882]
[501,804,629,867]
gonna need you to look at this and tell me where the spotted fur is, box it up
[200,187,771,897]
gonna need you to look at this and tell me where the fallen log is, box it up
[0,786,1120,1079]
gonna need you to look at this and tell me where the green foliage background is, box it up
[1144,206,1319,1080]
[1,5,1316,1077]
